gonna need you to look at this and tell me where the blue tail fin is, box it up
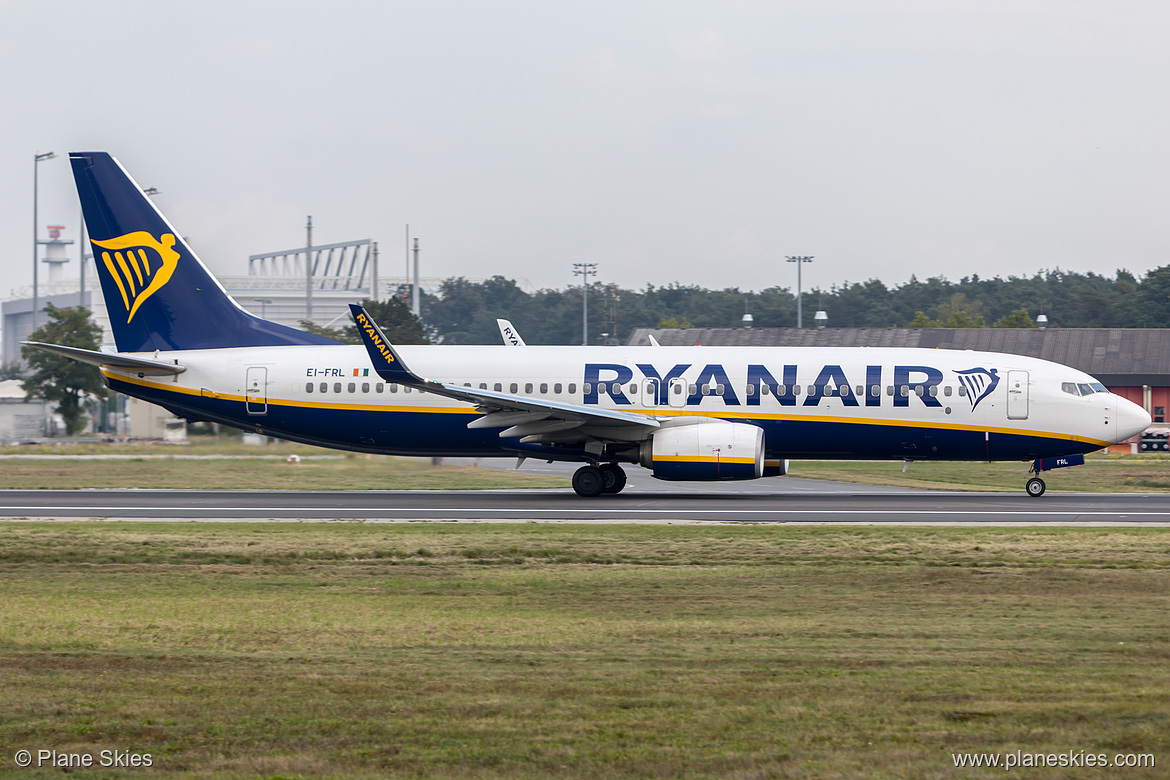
[70,151,338,352]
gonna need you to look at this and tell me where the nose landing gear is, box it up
[1025,454,1084,497]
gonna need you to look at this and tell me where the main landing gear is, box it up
[572,463,627,497]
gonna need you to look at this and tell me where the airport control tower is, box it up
[38,224,73,284]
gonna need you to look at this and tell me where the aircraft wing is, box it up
[22,342,187,376]
[350,304,659,440]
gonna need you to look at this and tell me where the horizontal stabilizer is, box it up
[22,342,186,376]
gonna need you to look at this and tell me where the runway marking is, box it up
[2,506,1170,517]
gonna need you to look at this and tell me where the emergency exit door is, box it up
[246,366,268,415]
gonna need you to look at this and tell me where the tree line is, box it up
[400,265,1170,345]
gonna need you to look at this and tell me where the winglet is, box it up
[349,303,422,385]
[497,318,526,346]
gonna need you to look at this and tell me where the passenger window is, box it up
[346,382,355,393]
[334,383,342,393]
[958,386,967,397]
[628,384,636,395]
[886,386,894,396]
[319,382,327,393]
[494,383,502,392]
[871,385,880,397]
[376,383,384,393]
[583,383,592,394]
[305,382,314,393]
[598,384,607,395]
[928,386,938,397]
[701,385,711,396]
[777,385,786,396]
[716,384,725,395]
[746,385,756,396]
[390,384,398,393]
[841,385,851,397]
[361,382,370,393]
[479,383,487,390]
[807,385,816,395]
[900,386,910,397]
[569,383,577,394]
[792,385,801,396]
[855,385,863,396]
[671,383,681,394]
[404,386,411,394]
[612,383,621,395]
[554,383,562,394]
[510,383,519,394]
[524,382,533,394]
[689,384,697,395]
[944,386,952,397]
[463,383,471,388]
[540,383,548,394]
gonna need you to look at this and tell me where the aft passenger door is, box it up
[1006,370,1028,420]
[246,366,268,415]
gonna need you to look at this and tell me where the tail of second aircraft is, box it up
[70,151,338,352]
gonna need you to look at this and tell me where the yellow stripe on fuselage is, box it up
[101,370,1110,447]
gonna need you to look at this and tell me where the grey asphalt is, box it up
[1,488,1168,525]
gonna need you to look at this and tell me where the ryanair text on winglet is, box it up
[356,312,395,363]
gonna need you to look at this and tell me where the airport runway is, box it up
[1,487,1168,525]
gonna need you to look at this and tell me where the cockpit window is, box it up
[1063,381,1111,397]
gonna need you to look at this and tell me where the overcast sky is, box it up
[2,0,1168,300]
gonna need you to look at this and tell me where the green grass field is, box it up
[0,439,1166,492]
[1,523,1167,778]
[791,455,1170,493]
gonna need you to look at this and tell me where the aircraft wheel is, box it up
[1026,477,1046,498]
[600,464,627,494]
[572,466,605,497]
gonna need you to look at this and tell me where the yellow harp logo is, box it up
[91,232,181,323]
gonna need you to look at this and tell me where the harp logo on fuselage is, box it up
[91,232,181,323]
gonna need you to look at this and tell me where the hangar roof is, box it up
[626,328,1170,386]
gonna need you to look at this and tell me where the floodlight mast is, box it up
[32,151,57,333]
[785,255,814,328]
[572,262,598,345]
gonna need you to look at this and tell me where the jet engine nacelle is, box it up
[640,421,764,481]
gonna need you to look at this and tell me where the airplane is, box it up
[24,151,1151,498]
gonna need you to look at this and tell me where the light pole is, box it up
[785,255,814,328]
[572,262,597,345]
[32,151,56,333]
[252,298,273,319]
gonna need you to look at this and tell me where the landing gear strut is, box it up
[572,464,627,497]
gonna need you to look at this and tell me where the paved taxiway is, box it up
[1,485,1167,525]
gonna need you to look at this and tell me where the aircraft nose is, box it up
[1113,396,1152,443]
